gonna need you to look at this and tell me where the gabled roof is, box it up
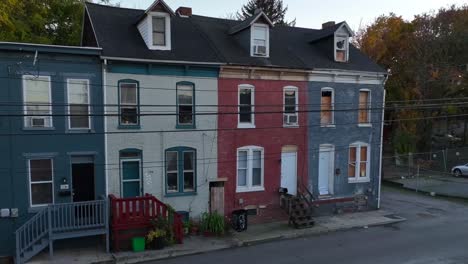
[136,0,175,24]
[145,0,174,16]
[308,22,354,43]
[228,10,274,35]
[85,2,222,64]
[83,3,385,73]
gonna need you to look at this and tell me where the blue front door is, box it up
[122,160,141,198]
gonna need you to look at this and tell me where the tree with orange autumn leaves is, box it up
[356,5,468,153]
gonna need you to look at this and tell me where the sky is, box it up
[111,0,467,30]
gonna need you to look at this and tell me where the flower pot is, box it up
[203,231,214,237]
[190,226,199,236]
[152,237,165,250]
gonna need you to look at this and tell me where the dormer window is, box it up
[335,35,349,62]
[136,0,174,51]
[149,13,171,50]
[251,24,269,57]
[152,16,166,46]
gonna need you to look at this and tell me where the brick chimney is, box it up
[322,21,336,29]
[176,7,192,17]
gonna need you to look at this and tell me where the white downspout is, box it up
[103,59,109,196]
[377,77,388,209]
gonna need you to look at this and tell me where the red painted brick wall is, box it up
[218,78,308,220]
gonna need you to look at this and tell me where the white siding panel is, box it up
[137,16,151,48]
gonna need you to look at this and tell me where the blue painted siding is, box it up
[108,62,219,78]
[307,81,384,210]
[0,48,104,257]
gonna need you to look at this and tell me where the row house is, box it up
[83,2,222,216]
[82,0,387,221]
[0,0,387,260]
[0,43,105,258]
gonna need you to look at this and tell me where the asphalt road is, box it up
[148,186,468,264]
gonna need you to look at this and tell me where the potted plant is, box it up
[146,228,167,250]
[200,212,225,237]
[183,221,191,235]
[190,220,199,236]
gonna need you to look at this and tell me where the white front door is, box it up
[318,146,334,195]
[281,152,297,195]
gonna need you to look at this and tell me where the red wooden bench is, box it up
[109,194,184,251]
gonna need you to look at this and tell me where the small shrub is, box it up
[200,212,225,235]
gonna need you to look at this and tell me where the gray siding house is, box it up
[83,1,222,217]
[0,43,105,258]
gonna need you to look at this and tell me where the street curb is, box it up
[96,216,406,264]
[237,217,406,247]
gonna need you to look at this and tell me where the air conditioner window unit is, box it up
[31,117,46,127]
[254,45,267,56]
[284,114,298,125]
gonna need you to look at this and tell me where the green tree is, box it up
[0,0,116,46]
[237,0,296,26]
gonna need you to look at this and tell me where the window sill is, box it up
[23,127,55,131]
[236,187,265,193]
[67,129,95,134]
[358,124,372,128]
[237,123,256,129]
[118,124,141,130]
[348,178,370,184]
[321,124,336,128]
[283,124,299,128]
[165,192,197,197]
[176,124,196,130]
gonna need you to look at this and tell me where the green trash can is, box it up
[132,237,146,252]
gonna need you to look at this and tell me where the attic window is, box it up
[251,24,269,57]
[335,35,349,62]
[152,17,166,46]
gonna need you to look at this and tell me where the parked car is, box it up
[452,164,468,177]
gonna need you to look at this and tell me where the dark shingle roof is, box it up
[228,10,273,35]
[85,3,222,63]
[85,3,385,72]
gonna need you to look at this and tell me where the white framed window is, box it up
[23,75,53,128]
[283,86,298,127]
[238,84,255,128]
[67,79,91,130]
[149,12,171,50]
[237,146,264,192]
[321,88,334,126]
[28,159,54,207]
[335,34,349,62]
[251,24,269,57]
[348,142,370,183]
[358,89,371,126]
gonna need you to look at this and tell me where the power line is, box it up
[2,112,468,137]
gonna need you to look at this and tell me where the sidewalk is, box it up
[232,209,405,246]
[29,210,405,264]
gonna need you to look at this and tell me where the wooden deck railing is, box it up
[109,194,184,251]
